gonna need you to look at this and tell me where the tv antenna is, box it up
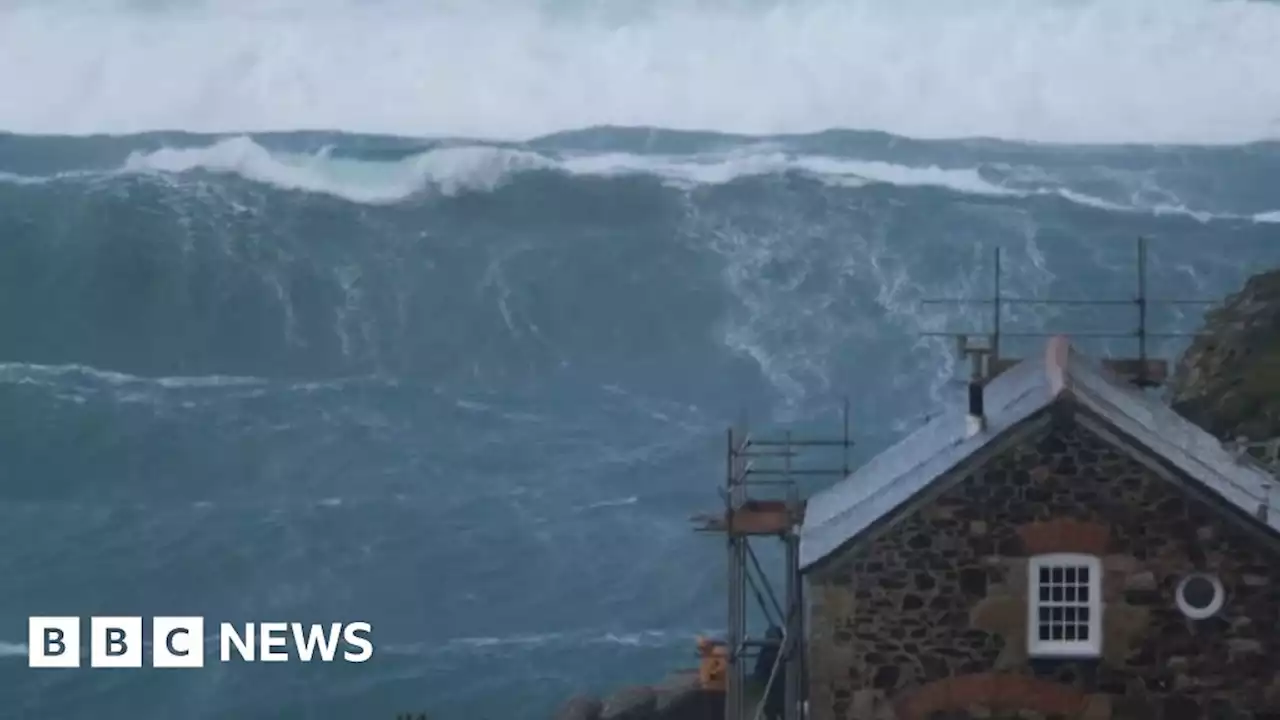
[920,237,1217,388]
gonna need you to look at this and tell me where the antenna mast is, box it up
[922,237,1214,387]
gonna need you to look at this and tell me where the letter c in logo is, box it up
[166,627,190,657]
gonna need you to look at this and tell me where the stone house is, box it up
[799,337,1280,720]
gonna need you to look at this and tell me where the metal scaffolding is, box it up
[693,402,855,720]
[921,236,1216,387]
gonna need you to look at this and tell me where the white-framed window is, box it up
[1176,574,1224,619]
[1027,553,1102,658]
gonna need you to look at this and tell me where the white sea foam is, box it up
[579,495,639,511]
[2,0,1279,144]
[422,627,704,654]
[0,641,27,658]
[118,136,1021,201]
[123,138,553,202]
[111,136,1263,226]
[0,361,265,389]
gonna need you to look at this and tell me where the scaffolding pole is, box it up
[694,400,855,720]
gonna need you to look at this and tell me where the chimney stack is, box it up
[963,344,988,438]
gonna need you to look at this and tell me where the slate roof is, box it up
[799,336,1280,571]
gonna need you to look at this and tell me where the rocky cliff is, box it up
[1169,267,1280,469]
[552,671,724,720]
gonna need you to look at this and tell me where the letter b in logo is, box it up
[28,617,80,668]
[153,617,204,668]
[91,617,142,668]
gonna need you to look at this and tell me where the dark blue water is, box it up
[1,128,1279,719]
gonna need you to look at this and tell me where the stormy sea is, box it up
[1,0,1279,718]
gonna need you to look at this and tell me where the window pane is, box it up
[1040,567,1050,584]
[1052,567,1063,583]
[1064,567,1076,583]
[1079,567,1089,583]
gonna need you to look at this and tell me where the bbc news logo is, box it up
[28,617,373,668]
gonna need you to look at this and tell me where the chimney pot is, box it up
[968,381,984,417]
[966,381,986,437]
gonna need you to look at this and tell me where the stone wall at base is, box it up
[806,419,1280,720]
[552,673,723,720]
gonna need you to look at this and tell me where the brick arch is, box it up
[893,673,1091,719]
[1017,517,1110,555]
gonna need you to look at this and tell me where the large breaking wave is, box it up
[3,0,1280,143]
[2,129,1279,393]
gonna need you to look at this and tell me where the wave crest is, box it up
[99,136,1280,224]
[117,136,1022,202]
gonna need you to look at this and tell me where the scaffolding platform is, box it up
[692,500,808,536]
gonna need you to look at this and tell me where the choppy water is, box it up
[2,1,1280,719]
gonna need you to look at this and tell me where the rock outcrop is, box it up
[555,695,604,720]
[1169,268,1280,469]
[552,671,723,720]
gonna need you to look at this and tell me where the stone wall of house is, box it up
[806,417,1280,720]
